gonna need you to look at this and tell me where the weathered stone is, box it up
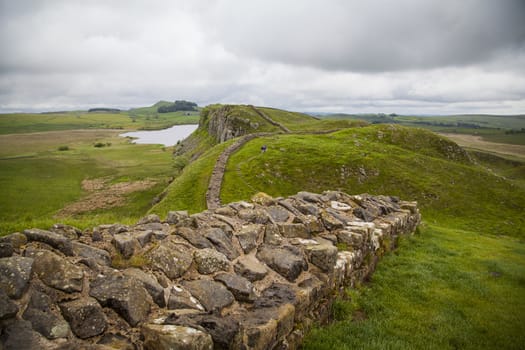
[0,289,18,320]
[72,242,111,266]
[264,223,283,245]
[320,210,345,230]
[0,319,49,350]
[142,324,213,350]
[0,242,13,257]
[123,267,166,307]
[138,222,167,232]
[194,248,230,274]
[50,223,81,240]
[177,227,213,249]
[112,234,140,259]
[353,207,375,222]
[107,224,129,235]
[96,333,137,350]
[89,272,151,327]
[234,255,268,282]
[256,245,308,282]
[296,203,320,216]
[266,205,290,222]
[204,228,239,260]
[251,192,275,206]
[303,215,324,233]
[147,241,193,279]
[238,209,269,224]
[214,206,236,216]
[133,230,153,247]
[23,290,70,339]
[165,313,240,349]
[167,285,205,311]
[215,272,255,302]
[138,214,161,225]
[254,283,296,308]
[182,280,234,312]
[31,250,83,293]
[278,222,310,238]
[304,241,339,272]
[296,191,322,203]
[23,228,74,256]
[97,333,135,350]
[337,229,366,248]
[0,232,28,251]
[0,256,33,298]
[166,210,189,224]
[235,224,261,253]
[60,297,107,339]
[331,200,353,211]
[241,304,295,350]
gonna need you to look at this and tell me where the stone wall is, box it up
[0,191,420,350]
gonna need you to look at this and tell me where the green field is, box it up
[0,129,175,234]
[1,104,524,348]
[321,113,525,146]
[0,101,199,135]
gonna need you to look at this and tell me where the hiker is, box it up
[261,145,267,153]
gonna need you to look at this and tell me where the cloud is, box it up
[208,0,525,72]
[0,0,523,114]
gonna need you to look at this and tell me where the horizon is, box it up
[1,1,524,115]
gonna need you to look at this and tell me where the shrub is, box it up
[58,145,69,151]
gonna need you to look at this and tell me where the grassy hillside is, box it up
[0,101,199,134]
[321,113,525,145]
[0,130,174,234]
[1,103,524,348]
[221,125,524,237]
[150,114,524,348]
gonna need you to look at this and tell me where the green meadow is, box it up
[1,104,524,348]
[0,101,199,234]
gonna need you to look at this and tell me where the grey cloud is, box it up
[209,0,525,72]
[0,0,523,114]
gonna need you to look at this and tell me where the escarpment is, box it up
[0,191,420,350]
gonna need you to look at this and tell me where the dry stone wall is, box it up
[0,191,420,350]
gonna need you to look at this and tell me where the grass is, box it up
[303,223,525,350]
[221,125,524,238]
[0,130,175,235]
[0,103,199,135]
[321,113,525,145]
[150,140,232,216]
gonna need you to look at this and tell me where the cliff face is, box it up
[203,105,262,143]
[0,191,420,350]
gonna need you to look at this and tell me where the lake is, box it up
[120,124,198,146]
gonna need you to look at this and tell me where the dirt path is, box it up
[440,133,525,161]
[206,133,271,210]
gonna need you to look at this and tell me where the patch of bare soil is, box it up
[56,178,156,217]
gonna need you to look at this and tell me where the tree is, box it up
[157,100,198,113]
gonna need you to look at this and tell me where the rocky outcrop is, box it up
[204,105,260,143]
[0,191,420,349]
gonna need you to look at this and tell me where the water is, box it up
[120,124,198,146]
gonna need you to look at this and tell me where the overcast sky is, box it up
[1,0,524,114]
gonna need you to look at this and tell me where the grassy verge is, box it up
[303,223,525,350]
